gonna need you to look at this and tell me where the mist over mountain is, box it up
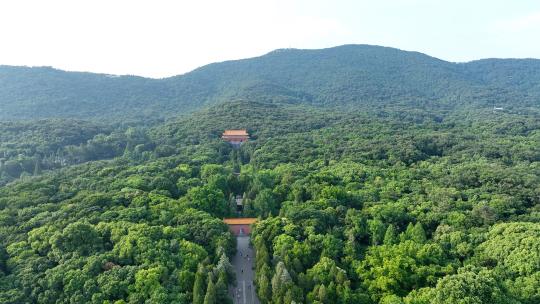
[1,44,539,121]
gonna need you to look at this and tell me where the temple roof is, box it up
[223,218,257,225]
[223,129,249,136]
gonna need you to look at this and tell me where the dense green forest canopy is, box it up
[0,45,539,303]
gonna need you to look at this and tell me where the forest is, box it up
[0,45,539,304]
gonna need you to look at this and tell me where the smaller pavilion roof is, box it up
[223,218,257,225]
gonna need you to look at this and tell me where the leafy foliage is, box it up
[1,45,540,303]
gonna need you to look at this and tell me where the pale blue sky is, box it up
[1,0,539,77]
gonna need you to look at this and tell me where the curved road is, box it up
[230,236,260,304]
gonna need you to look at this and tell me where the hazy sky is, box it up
[1,0,540,78]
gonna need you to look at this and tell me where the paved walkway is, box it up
[230,236,260,304]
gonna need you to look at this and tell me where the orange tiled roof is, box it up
[223,218,257,225]
[223,129,249,136]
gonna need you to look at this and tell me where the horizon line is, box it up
[1,43,539,79]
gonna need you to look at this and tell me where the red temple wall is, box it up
[223,136,249,142]
[229,224,252,236]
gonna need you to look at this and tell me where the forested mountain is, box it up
[0,45,539,304]
[1,45,540,120]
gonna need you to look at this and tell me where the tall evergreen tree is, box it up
[272,261,293,304]
[193,264,206,304]
[215,271,230,304]
[318,284,328,303]
[383,224,399,245]
[411,222,427,243]
[33,158,42,175]
[257,265,272,303]
[203,279,216,304]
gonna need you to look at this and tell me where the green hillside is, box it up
[1,45,539,120]
[0,45,539,303]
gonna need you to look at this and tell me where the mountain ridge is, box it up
[6,44,539,80]
[1,44,539,121]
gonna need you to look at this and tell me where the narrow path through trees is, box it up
[226,142,260,303]
[229,236,259,304]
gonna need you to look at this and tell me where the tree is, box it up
[214,252,235,284]
[321,234,343,260]
[368,219,386,245]
[476,222,540,303]
[132,266,167,303]
[357,241,449,301]
[384,224,399,245]
[272,261,294,304]
[215,271,230,304]
[253,189,277,217]
[401,223,426,243]
[193,264,206,304]
[203,278,216,304]
[257,265,272,303]
[33,158,42,175]
[477,222,540,277]
[187,186,229,217]
[410,223,427,243]
[0,244,6,275]
[405,267,511,304]
[381,294,404,304]
[50,222,103,258]
[318,284,328,303]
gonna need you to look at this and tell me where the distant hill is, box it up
[1,44,539,120]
